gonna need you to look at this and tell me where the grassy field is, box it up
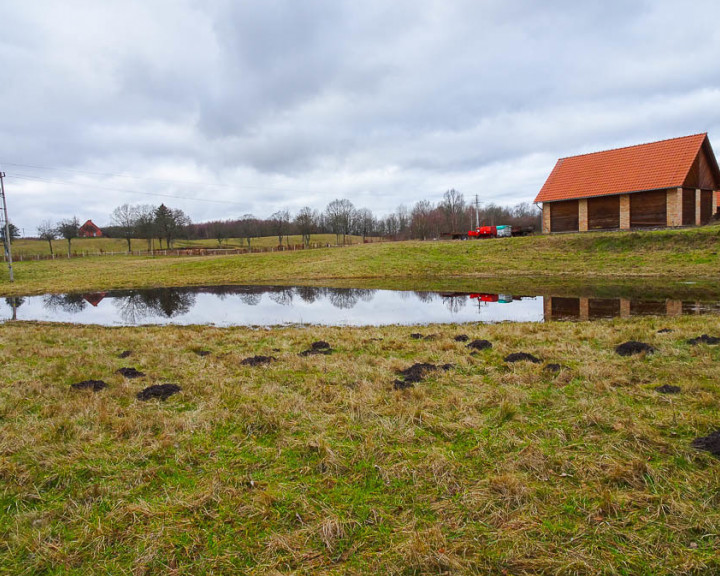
[1,315,719,574]
[1,225,720,297]
[9,234,371,258]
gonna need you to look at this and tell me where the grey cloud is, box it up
[1,0,720,232]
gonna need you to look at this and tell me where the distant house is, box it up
[78,220,103,238]
[535,133,720,233]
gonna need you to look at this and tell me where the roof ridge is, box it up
[557,132,707,161]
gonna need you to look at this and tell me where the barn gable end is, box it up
[78,220,103,238]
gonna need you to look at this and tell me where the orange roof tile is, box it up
[535,133,710,203]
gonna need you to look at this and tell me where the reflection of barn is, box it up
[536,133,720,233]
[78,220,103,237]
[83,292,107,307]
[544,296,720,321]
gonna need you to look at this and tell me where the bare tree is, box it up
[135,205,157,253]
[56,217,80,258]
[440,189,465,233]
[238,214,257,248]
[354,208,375,242]
[382,213,399,237]
[395,205,410,238]
[324,199,355,245]
[270,209,291,247]
[410,200,433,240]
[209,221,229,247]
[294,206,317,248]
[110,203,138,252]
[37,220,57,256]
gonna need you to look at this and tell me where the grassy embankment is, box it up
[1,316,720,574]
[1,224,720,298]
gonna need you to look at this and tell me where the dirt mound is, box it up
[137,383,181,401]
[691,430,720,457]
[393,362,452,390]
[116,367,146,378]
[543,363,565,373]
[504,352,541,364]
[657,328,673,334]
[467,339,492,351]
[194,350,211,357]
[687,334,720,345]
[615,341,656,356]
[454,334,469,342]
[71,380,108,391]
[118,350,132,358]
[655,384,681,394]
[410,333,423,340]
[241,355,276,366]
[299,341,333,356]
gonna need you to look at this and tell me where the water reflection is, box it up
[43,293,87,313]
[2,285,720,327]
[545,296,720,321]
[112,289,196,323]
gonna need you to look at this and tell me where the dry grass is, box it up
[1,315,720,574]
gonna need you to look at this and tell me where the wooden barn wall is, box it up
[550,200,579,232]
[682,189,696,226]
[684,144,720,190]
[701,190,712,223]
[587,196,619,229]
[630,300,666,316]
[550,297,580,320]
[630,190,667,228]
[588,298,621,319]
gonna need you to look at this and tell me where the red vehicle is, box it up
[470,293,499,302]
[467,225,496,239]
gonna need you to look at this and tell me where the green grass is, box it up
[2,225,720,297]
[10,234,372,258]
[1,316,719,574]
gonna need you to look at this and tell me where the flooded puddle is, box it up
[2,285,720,326]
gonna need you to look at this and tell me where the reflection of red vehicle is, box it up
[468,226,496,239]
[470,293,499,302]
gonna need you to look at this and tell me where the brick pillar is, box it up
[619,195,630,229]
[667,188,682,227]
[578,199,588,232]
[620,299,630,318]
[543,297,552,321]
[542,203,551,234]
[579,298,589,321]
[713,191,718,215]
[695,189,702,226]
[666,300,682,317]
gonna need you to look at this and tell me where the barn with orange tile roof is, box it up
[534,133,720,233]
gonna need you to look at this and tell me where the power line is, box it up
[0,160,309,194]
[8,173,251,207]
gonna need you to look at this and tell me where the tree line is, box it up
[189,191,540,246]
[22,190,540,254]
[32,204,191,257]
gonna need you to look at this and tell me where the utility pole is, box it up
[474,194,481,228]
[0,172,14,282]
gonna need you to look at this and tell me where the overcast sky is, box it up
[2,0,720,232]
